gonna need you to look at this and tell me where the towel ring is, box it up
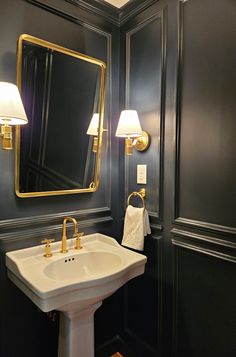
[127,188,146,209]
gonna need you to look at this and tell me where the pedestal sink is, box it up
[6,233,147,357]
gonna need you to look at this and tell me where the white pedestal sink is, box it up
[57,302,102,357]
[6,233,147,357]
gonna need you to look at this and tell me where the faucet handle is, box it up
[74,232,84,250]
[41,239,55,257]
[41,238,55,244]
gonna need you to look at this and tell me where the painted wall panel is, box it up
[0,1,121,356]
[172,241,236,357]
[176,0,236,229]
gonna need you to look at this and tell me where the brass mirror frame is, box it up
[15,34,106,198]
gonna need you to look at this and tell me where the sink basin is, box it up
[6,233,146,312]
[6,233,147,357]
[44,251,122,282]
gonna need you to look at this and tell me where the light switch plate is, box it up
[137,164,147,184]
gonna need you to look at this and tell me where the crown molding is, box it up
[66,0,120,25]
[118,0,158,25]
[66,0,158,26]
[27,0,158,26]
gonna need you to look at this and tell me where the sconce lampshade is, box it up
[86,113,100,153]
[87,113,99,136]
[0,82,28,125]
[115,110,142,137]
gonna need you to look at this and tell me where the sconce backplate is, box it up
[134,131,150,152]
[1,124,13,150]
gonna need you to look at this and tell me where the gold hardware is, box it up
[41,239,55,257]
[133,130,150,152]
[92,136,98,153]
[127,188,146,208]
[124,132,150,156]
[74,232,84,250]
[0,124,13,150]
[15,34,106,198]
[125,137,133,155]
[0,82,28,151]
[89,181,96,189]
[61,217,80,253]
[115,110,150,156]
[139,188,146,198]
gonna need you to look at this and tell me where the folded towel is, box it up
[121,205,151,251]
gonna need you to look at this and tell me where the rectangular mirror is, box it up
[15,34,106,198]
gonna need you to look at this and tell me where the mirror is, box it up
[15,34,106,198]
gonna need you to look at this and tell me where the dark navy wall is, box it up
[0,0,236,357]
[0,1,122,356]
[0,0,116,220]
[120,0,236,356]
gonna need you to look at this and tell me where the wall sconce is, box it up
[0,82,28,150]
[86,113,99,153]
[115,110,150,155]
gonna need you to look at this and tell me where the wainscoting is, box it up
[0,0,235,357]
[0,0,120,356]
[119,0,236,356]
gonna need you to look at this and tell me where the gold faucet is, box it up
[41,239,55,257]
[61,217,83,253]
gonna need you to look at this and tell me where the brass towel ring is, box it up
[127,188,146,209]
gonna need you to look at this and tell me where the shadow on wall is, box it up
[1,52,16,82]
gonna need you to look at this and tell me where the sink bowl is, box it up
[6,233,146,312]
[6,233,147,357]
[44,251,122,282]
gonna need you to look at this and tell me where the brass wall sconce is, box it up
[0,82,28,150]
[115,110,150,155]
[87,113,108,153]
[87,113,99,153]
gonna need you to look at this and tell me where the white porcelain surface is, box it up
[6,233,147,357]
[44,251,122,281]
[6,233,147,312]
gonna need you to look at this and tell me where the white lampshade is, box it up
[115,110,142,137]
[0,82,28,125]
[87,113,99,136]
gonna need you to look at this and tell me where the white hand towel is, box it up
[121,205,151,251]
[143,208,151,236]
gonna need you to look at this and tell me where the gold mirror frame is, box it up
[15,34,106,198]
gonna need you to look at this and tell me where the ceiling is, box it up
[104,0,130,8]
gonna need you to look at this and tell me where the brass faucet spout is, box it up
[61,217,78,253]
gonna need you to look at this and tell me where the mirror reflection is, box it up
[15,34,106,197]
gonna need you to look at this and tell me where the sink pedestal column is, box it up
[58,302,102,357]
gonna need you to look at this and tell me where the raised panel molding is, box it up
[0,207,111,232]
[125,8,167,223]
[171,228,236,249]
[149,212,163,234]
[0,208,113,252]
[174,217,236,236]
[174,0,236,236]
[122,9,166,356]
[172,234,236,357]
[171,229,236,264]
[124,234,163,356]
[172,226,236,357]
